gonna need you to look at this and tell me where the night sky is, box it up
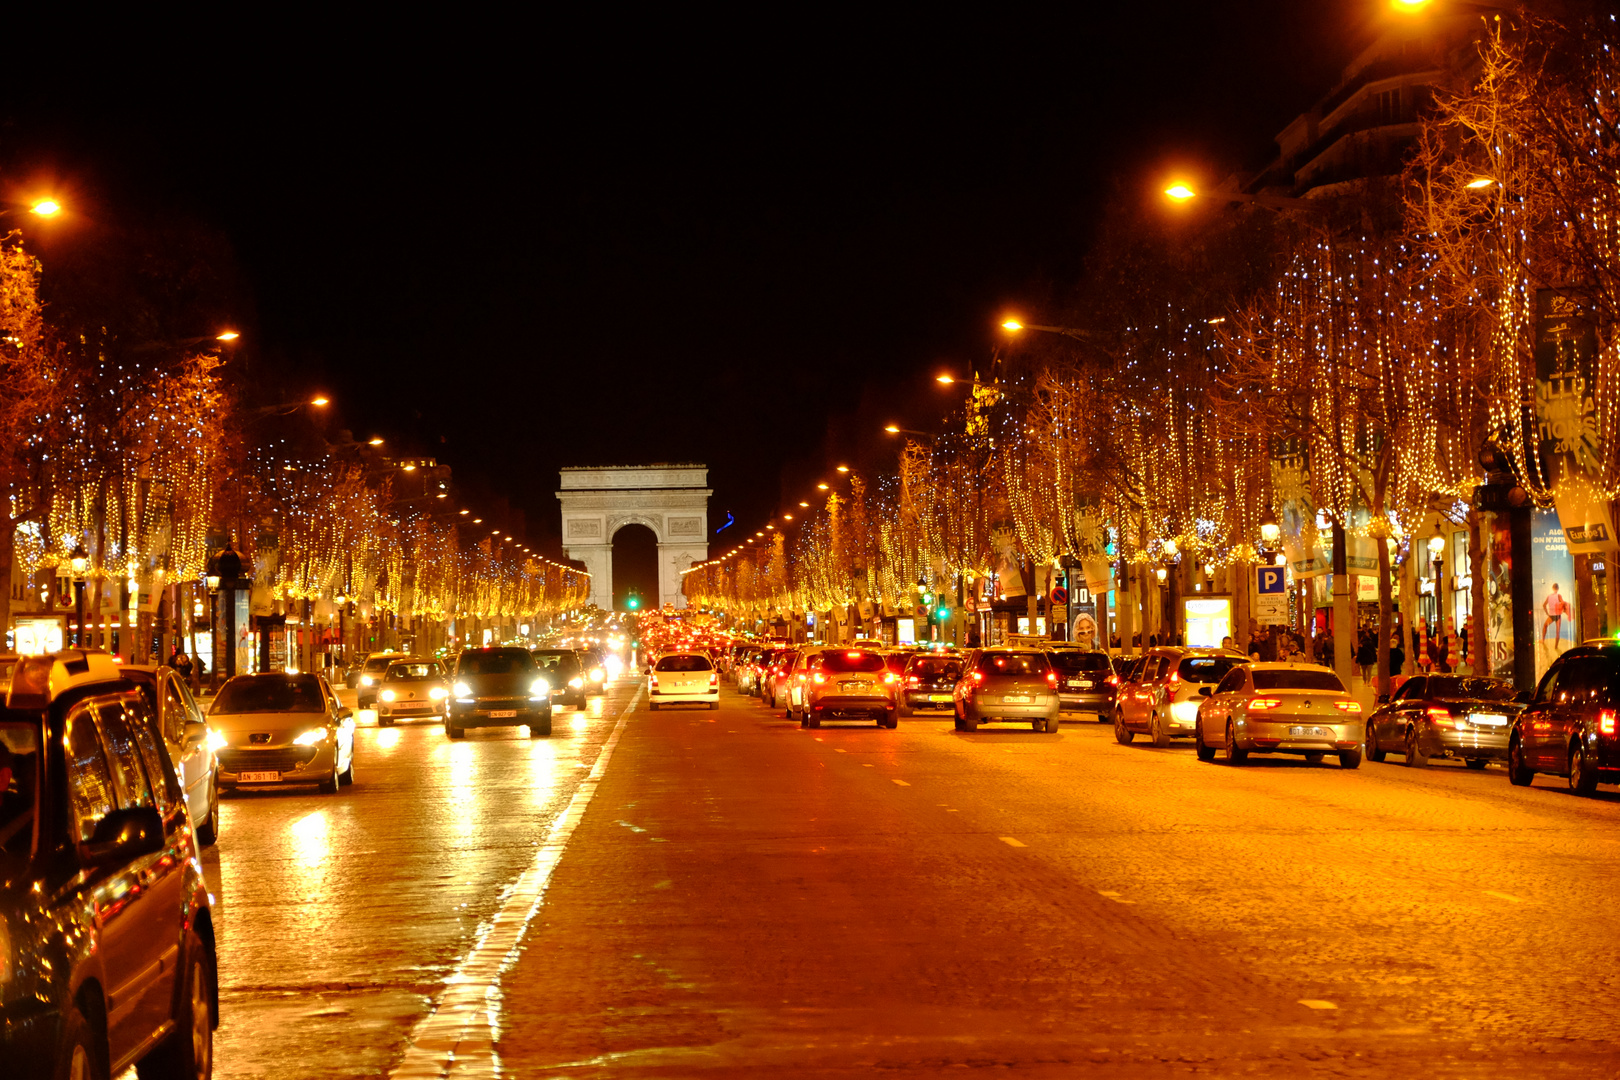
[0,4,1371,562]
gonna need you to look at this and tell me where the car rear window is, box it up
[656,654,714,672]
[533,651,582,675]
[882,653,909,674]
[457,650,535,676]
[977,653,1050,675]
[1049,652,1112,674]
[909,656,963,678]
[213,676,326,713]
[822,650,887,674]
[1426,677,1516,701]
[1251,670,1346,692]
[1179,656,1242,684]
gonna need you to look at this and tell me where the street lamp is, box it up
[1259,510,1281,546]
[1162,181,1325,213]
[69,543,88,648]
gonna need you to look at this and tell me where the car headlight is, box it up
[453,681,472,698]
[293,728,329,746]
[207,728,229,752]
[429,686,448,700]
[589,667,605,682]
[569,676,584,689]
[531,677,551,698]
[380,689,397,702]
[361,675,376,686]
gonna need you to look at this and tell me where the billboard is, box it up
[1531,508,1576,681]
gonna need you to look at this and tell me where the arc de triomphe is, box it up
[556,464,711,611]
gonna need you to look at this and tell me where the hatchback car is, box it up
[954,648,1060,733]
[763,649,799,708]
[648,652,720,710]
[448,647,553,738]
[356,649,406,707]
[376,658,450,725]
[1047,649,1117,720]
[211,671,357,791]
[1195,662,1363,767]
[1365,674,1522,768]
[1508,643,1620,794]
[1,650,217,1079]
[1115,647,1247,747]
[899,651,964,716]
[533,648,590,709]
[792,647,898,728]
[122,664,221,844]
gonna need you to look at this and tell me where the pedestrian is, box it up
[1388,633,1405,677]
[1221,635,1235,652]
[168,648,193,681]
[1356,629,1376,683]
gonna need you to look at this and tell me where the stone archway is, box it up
[557,465,711,611]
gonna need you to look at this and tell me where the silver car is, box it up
[376,658,450,725]
[123,664,221,844]
[210,672,357,792]
[953,648,1060,733]
[1195,662,1364,768]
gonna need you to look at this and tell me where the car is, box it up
[121,664,221,844]
[342,657,365,688]
[953,647,1059,732]
[1046,648,1118,720]
[1507,643,1620,794]
[578,646,610,696]
[448,647,553,738]
[763,649,800,708]
[648,652,720,710]
[0,650,217,1078]
[1365,674,1523,768]
[210,671,358,791]
[1114,646,1247,747]
[532,648,590,708]
[899,651,964,716]
[791,647,898,729]
[375,658,450,725]
[1195,662,1363,767]
[356,650,407,707]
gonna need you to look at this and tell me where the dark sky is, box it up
[0,4,1375,558]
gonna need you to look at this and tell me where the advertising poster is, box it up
[1071,603,1096,647]
[1486,514,1516,681]
[1531,508,1576,680]
[235,591,254,676]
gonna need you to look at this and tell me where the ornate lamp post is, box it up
[205,542,244,688]
[69,543,89,648]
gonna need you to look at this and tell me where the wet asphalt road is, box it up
[165,680,1620,1078]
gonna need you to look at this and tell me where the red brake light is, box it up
[1106,674,1119,686]
[709,672,718,685]
[971,671,984,683]
[1169,670,1180,686]
[1336,700,1362,714]
[1426,706,1453,727]
[907,675,920,686]
[1045,671,1058,686]
[1248,698,1282,710]
[883,672,897,685]
[813,673,825,684]
[1601,708,1616,735]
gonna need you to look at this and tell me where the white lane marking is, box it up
[999,836,1026,848]
[1484,890,1524,903]
[1299,999,1338,1010]
[892,779,910,786]
[390,687,643,1080]
[862,763,874,767]
[946,809,959,812]
[1098,890,1136,905]
[834,748,847,753]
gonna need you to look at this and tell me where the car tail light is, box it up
[1168,669,1180,687]
[1045,671,1058,686]
[1601,708,1617,735]
[709,672,718,686]
[1426,706,1454,727]
[650,677,659,688]
[907,675,920,686]
[1248,698,1282,710]
[813,673,825,684]
[971,671,984,683]
[1106,674,1119,686]
[883,672,897,685]
[1336,700,1362,714]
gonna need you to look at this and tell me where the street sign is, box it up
[1256,565,1287,626]
[1050,586,1069,606]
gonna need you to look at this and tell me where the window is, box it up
[823,651,888,674]
[93,700,155,812]
[1214,669,1247,695]
[1251,670,1347,692]
[0,718,41,864]
[64,704,116,844]
[910,656,963,679]
[213,676,327,714]
[1397,677,1427,702]
[386,663,440,681]
[976,652,1050,676]
[1178,656,1242,684]
[1533,666,1560,705]
[122,697,182,815]
[1553,656,1606,704]
[458,650,536,676]
[655,654,714,672]
[1426,677,1515,702]
[1049,652,1112,674]
[162,678,189,743]
[533,652,581,676]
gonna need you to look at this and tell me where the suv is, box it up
[448,648,552,739]
[1509,644,1620,794]
[954,648,1060,732]
[791,647,898,729]
[1114,647,1246,747]
[1046,649,1117,721]
[0,651,217,1077]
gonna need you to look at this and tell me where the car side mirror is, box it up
[1377,694,1390,705]
[337,707,354,721]
[1515,690,1533,705]
[183,720,208,747]
[82,805,165,867]
[1198,686,1212,697]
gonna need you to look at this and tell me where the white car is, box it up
[123,664,221,844]
[648,653,719,711]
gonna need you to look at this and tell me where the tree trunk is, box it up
[1376,535,1392,699]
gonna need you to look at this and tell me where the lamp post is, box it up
[69,543,88,648]
[205,542,244,688]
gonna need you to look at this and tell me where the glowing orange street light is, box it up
[402,464,417,472]
[783,513,793,521]
[1164,183,1197,201]
[311,397,330,407]
[817,483,829,491]
[30,200,60,216]
[368,437,384,446]
[884,424,901,433]
[836,465,849,473]
[216,330,240,342]
[799,501,810,507]
[1389,0,1433,10]
[1465,176,1496,189]
[935,374,956,384]
[460,509,470,515]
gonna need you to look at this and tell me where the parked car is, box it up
[1365,674,1523,768]
[356,649,407,707]
[1047,648,1118,720]
[532,648,590,709]
[448,647,553,738]
[792,647,898,729]
[1508,644,1620,794]
[763,649,800,709]
[954,647,1060,733]
[648,652,720,710]
[210,671,358,791]
[122,664,221,844]
[1195,662,1363,768]
[1114,647,1247,747]
[1,650,217,1078]
[375,658,450,725]
[899,651,965,716]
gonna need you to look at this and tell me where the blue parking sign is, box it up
[1257,566,1286,594]
[1256,565,1287,625]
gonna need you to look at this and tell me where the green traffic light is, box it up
[627,596,640,611]
[934,606,950,622]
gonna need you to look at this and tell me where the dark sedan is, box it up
[1508,644,1620,794]
[1366,674,1523,768]
[899,651,963,715]
[1048,648,1117,720]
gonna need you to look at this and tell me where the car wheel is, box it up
[378,717,395,727]
[55,999,101,1080]
[1043,714,1060,733]
[196,772,220,847]
[1113,711,1134,745]
[135,929,212,1080]
[446,718,465,740]
[1195,725,1216,762]
[338,746,355,786]
[1404,727,1427,768]
[1150,709,1169,748]
[319,755,341,794]
[953,704,966,731]
[1465,757,1488,770]
[899,704,913,718]
[960,707,979,732]
[805,715,821,729]
[1225,720,1247,764]
[882,709,898,729]
[1365,724,1386,762]
[1338,746,1363,769]
[1569,741,1599,796]
[648,702,660,711]
[1507,736,1533,786]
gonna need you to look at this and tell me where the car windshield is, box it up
[822,650,887,674]
[213,676,326,713]
[1426,676,1516,701]
[1179,656,1242,684]
[364,657,396,673]
[911,657,963,679]
[533,652,582,674]
[978,653,1049,676]
[458,650,535,676]
[657,654,713,672]
[0,717,41,868]
[387,663,439,680]
[1049,652,1112,674]
[1251,670,1346,692]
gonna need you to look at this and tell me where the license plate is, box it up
[929,694,952,702]
[840,681,865,691]
[487,710,518,718]
[238,771,280,783]
[1288,725,1329,737]
[1469,713,1508,726]
[1004,694,1032,704]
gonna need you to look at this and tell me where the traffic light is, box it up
[933,604,951,622]
[626,594,641,611]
